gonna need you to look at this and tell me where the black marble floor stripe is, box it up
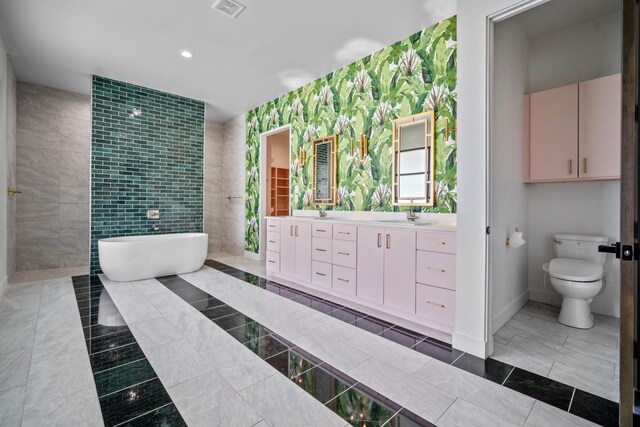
[204,260,621,426]
[158,274,435,427]
[72,275,186,427]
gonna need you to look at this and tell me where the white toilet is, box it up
[542,233,609,329]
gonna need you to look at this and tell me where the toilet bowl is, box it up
[543,233,609,329]
[546,258,604,329]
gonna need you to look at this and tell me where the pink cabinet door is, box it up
[356,226,384,305]
[578,74,621,179]
[383,228,416,314]
[529,84,578,181]
[280,220,296,278]
[294,221,312,283]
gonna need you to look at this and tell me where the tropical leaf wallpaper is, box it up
[245,16,457,253]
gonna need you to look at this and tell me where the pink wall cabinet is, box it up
[524,74,621,183]
[382,228,417,314]
[578,74,621,180]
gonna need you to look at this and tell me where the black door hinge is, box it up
[600,242,640,261]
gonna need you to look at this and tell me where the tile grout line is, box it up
[159,273,435,427]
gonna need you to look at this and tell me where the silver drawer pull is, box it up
[337,251,349,256]
[268,240,277,243]
[338,278,349,283]
[338,231,350,235]
[316,248,326,252]
[317,229,327,232]
[268,225,276,228]
[315,272,327,277]
[427,266,445,272]
[426,300,445,308]
[268,260,276,264]
[427,241,446,245]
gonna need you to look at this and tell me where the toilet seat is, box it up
[548,258,603,282]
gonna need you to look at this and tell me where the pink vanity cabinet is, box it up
[277,218,311,282]
[524,73,621,183]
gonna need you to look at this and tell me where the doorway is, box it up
[258,126,291,261]
[487,0,625,423]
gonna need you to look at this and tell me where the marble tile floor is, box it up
[8,265,88,285]
[493,301,619,403]
[0,262,618,427]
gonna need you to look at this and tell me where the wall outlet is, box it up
[147,209,160,219]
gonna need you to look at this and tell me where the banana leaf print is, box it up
[244,16,457,253]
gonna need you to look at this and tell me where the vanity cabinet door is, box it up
[294,221,312,283]
[578,74,621,179]
[383,229,416,313]
[529,84,578,181]
[357,227,384,305]
[280,220,296,278]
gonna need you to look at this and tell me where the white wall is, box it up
[490,19,531,333]
[204,120,223,254]
[526,9,622,317]
[221,114,246,256]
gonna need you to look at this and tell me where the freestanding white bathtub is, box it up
[99,233,208,282]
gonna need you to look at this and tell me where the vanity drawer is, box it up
[266,231,280,253]
[312,223,333,238]
[312,261,332,289]
[266,251,280,273]
[333,224,357,241]
[312,237,332,263]
[416,251,456,290]
[266,220,281,233]
[332,265,356,296]
[416,231,456,254]
[416,284,455,327]
[332,240,357,268]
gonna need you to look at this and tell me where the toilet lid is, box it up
[548,258,603,282]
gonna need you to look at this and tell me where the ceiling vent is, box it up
[212,0,245,18]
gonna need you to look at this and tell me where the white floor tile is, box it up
[143,339,212,388]
[524,401,599,427]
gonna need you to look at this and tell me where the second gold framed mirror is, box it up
[392,111,435,206]
[312,134,337,206]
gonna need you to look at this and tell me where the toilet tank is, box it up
[552,233,609,265]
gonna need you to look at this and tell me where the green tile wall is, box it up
[90,76,205,274]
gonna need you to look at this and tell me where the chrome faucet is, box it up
[406,210,417,221]
[318,208,327,218]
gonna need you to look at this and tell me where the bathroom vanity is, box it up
[265,216,457,335]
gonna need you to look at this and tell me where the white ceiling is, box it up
[0,0,457,122]
[513,0,621,39]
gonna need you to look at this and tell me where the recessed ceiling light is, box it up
[180,50,193,58]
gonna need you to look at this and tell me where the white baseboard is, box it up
[452,330,489,358]
[244,250,260,261]
[491,289,529,334]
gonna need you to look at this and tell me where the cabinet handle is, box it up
[338,251,349,256]
[317,229,327,232]
[268,224,276,228]
[315,248,326,252]
[315,272,326,277]
[295,226,298,237]
[338,278,350,283]
[290,225,293,236]
[386,234,390,249]
[583,158,587,174]
[569,159,573,175]
[268,260,276,264]
[427,266,446,272]
[377,233,382,248]
[427,241,446,245]
[426,300,445,308]
[268,240,276,243]
[338,231,350,235]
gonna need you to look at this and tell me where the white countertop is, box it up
[265,215,456,232]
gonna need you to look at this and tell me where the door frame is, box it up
[258,124,291,261]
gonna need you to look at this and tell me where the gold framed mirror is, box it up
[312,134,337,206]
[392,111,435,206]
